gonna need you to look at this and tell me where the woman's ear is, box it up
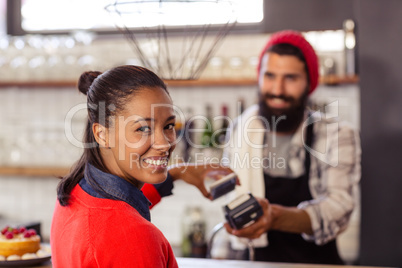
[92,123,110,149]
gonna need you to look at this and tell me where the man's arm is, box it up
[142,163,234,208]
[270,204,313,235]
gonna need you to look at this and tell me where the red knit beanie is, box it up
[257,30,319,94]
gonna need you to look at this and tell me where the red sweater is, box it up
[142,183,162,208]
[51,185,178,268]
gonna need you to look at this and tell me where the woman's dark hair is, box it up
[267,43,310,86]
[57,65,168,206]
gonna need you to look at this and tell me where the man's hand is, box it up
[224,197,274,239]
[168,163,234,199]
[224,198,313,238]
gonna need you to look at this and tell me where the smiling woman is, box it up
[95,86,177,186]
[50,65,179,268]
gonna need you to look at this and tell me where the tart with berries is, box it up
[0,226,40,258]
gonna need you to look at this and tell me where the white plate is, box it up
[0,243,51,267]
[0,255,51,267]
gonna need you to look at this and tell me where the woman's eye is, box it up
[165,123,175,130]
[137,126,151,133]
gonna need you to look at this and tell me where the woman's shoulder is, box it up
[52,199,176,267]
[74,189,165,242]
[88,208,175,266]
[67,184,133,210]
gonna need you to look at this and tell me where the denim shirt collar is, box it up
[79,163,151,221]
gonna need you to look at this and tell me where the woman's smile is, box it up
[142,156,169,170]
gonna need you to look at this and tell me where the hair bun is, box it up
[78,71,102,95]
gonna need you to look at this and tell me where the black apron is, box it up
[252,123,344,264]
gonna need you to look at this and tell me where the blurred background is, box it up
[0,0,401,266]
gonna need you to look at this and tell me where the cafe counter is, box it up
[177,258,394,268]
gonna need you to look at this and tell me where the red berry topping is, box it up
[28,229,37,236]
[23,231,31,238]
[18,227,26,233]
[12,228,20,235]
[5,231,14,239]
[1,226,9,235]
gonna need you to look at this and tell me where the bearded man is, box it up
[223,30,361,264]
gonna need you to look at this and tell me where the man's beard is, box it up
[258,90,308,133]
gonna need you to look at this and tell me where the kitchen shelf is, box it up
[0,79,257,88]
[0,166,70,177]
[320,74,359,85]
[0,81,78,88]
[0,75,359,89]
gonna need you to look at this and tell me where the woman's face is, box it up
[104,87,176,186]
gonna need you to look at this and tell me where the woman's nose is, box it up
[152,132,172,151]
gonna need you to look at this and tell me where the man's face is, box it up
[258,52,309,133]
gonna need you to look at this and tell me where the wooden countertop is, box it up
[27,260,52,268]
[0,166,69,177]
